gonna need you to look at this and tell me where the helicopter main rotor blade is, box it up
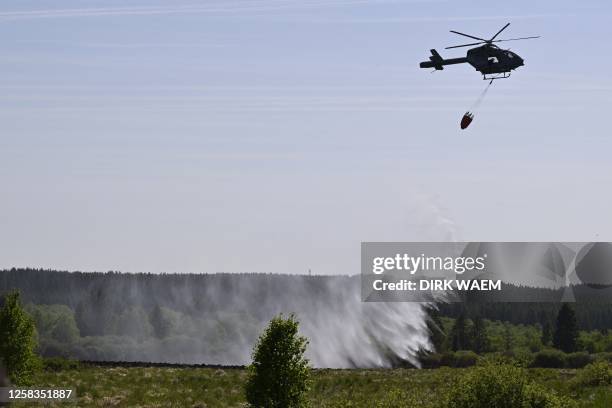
[491,36,541,43]
[449,30,487,42]
[489,23,511,41]
[445,41,485,49]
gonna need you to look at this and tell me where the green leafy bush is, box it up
[571,361,612,388]
[443,364,576,408]
[42,357,81,371]
[503,348,534,367]
[593,352,612,363]
[440,351,479,368]
[443,364,525,407]
[0,291,41,385]
[532,349,566,368]
[452,351,479,368]
[521,382,576,408]
[420,353,442,369]
[245,314,310,408]
[374,389,420,408]
[565,352,593,369]
[478,352,515,366]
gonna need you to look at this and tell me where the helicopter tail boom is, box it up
[419,49,468,70]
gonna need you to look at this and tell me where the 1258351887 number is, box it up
[1,388,75,402]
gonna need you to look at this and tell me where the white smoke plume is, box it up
[154,274,432,368]
[221,276,431,368]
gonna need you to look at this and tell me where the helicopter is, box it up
[419,23,539,80]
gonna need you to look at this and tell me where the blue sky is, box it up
[1,0,611,274]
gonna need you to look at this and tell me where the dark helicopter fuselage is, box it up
[419,44,525,78]
[467,44,524,74]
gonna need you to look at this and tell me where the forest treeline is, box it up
[0,268,346,320]
[1,268,612,365]
[2,268,611,329]
[1,268,352,364]
[438,300,612,331]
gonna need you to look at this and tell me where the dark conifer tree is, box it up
[553,303,578,353]
[471,316,489,354]
[541,321,552,346]
[451,313,468,351]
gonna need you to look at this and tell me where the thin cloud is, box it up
[0,0,438,20]
[15,40,230,49]
[303,13,571,24]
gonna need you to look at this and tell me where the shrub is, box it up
[440,352,454,367]
[0,291,41,385]
[506,348,534,368]
[375,389,419,408]
[245,314,310,408]
[419,353,442,369]
[444,364,526,407]
[42,357,81,371]
[478,352,515,366]
[532,349,566,368]
[440,351,478,368]
[571,361,612,388]
[444,364,576,408]
[593,352,612,363]
[453,351,479,368]
[565,352,593,369]
[522,382,577,408]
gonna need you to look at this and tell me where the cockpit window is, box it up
[507,52,514,58]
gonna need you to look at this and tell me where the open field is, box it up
[11,364,612,407]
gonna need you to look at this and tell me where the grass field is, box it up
[10,364,612,407]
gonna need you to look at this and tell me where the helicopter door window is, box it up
[488,56,499,64]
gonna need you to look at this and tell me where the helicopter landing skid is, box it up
[483,72,511,80]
